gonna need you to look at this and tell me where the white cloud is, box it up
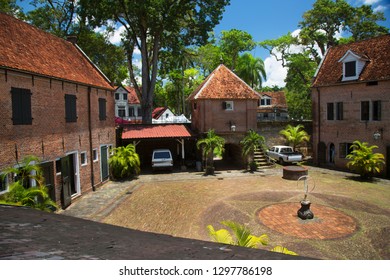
[262,55,287,88]
[374,5,387,12]
[360,0,381,5]
[108,25,126,45]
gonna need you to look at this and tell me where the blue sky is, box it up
[213,0,390,86]
[16,0,390,86]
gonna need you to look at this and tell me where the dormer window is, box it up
[339,50,369,82]
[260,96,271,106]
[344,61,356,77]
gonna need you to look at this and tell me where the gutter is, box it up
[87,86,95,191]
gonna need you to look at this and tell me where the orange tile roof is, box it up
[0,13,113,90]
[122,124,193,139]
[152,107,167,119]
[260,91,288,108]
[124,86,140,104]
[188,64,260,100]
[312,34,390,87]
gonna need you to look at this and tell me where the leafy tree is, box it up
[236,53,266,90]
[279,124,310,151]
[240,130,265,171]
[0,0,25,18]
[346,140,385,179]
[109,144,140,180]
[79,0,230,124]
[25,0,128,84]
[195,43,225,76]
[196,129,225,175]
[220,29,256,70]
[0,156,57,212]
[207,221,297,255]
[260,85,284,92]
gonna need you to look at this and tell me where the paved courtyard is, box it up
[62,166,390,260]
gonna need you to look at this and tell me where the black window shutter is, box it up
[11,87,32,125]
[99,98,106,120]
[65,94,77,122]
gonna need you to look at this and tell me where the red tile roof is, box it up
[121,124,193,139]
[124,86,140,104]
[260,91,288,108]
[152,107,167,119]
[188,64,260,100]
[0,13,113,90]
[312,34,390,87]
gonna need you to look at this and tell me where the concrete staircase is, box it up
[253,147,274,168]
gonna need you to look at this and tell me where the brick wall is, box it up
[312,80,390,177]
[0,69,115,205]
[191,99,258,134]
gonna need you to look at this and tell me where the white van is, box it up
[152,149,173,171]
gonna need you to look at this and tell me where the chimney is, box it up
[66,35,78,44]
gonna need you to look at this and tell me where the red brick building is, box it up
[188,64,260,135]
[188,64,260,166]
[311,35,390,178]
[0,13,115,208]
[257,91,289,121]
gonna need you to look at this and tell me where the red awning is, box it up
[121,124,193,140]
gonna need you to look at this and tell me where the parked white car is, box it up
[152,149,173,171]
[267,145,303,165]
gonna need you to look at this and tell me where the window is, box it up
[80,152,87,166]
[98,98,106,120]
[11,87,32,125]
[55,159,61,175]
[373,101,381,121]
[361,101,370,121]
[336,102,343,120]
[344,61,356,77]
[327,103,334,120]
[223,101,234,110]
[115,93,119,100]
[65,94,77,122]
[123,94,127,100]
[129,107,135,117]
[193,102,197,110]
[118,106,126,117]
[260,97,271,106]
[0,175,8,194]
[339,143,353,158]
[137,107,142,117]
[93,149,98,162]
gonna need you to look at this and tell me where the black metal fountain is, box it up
[297,175,315,220]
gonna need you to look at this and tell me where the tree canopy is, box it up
[79,0,230,123]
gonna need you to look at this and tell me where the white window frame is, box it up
[93,149,99,162]
[224,101,234,111]
[0,174,9,195]
[80,151,88,166]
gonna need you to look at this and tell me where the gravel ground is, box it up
[85,166,390,259]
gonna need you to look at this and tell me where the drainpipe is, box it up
[87,86,95,191]
[316,87,321,166]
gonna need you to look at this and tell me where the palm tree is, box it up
[196,129,225,175]
[109,144,140,180]
[279,124,310,151]
[240,130,265,171]
[346,140,385,179]
[236,52,266,89]
[207,221,269,248]
[207,220,297,255]
[0,155,57,212]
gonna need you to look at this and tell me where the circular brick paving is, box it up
[257,203,358,240]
